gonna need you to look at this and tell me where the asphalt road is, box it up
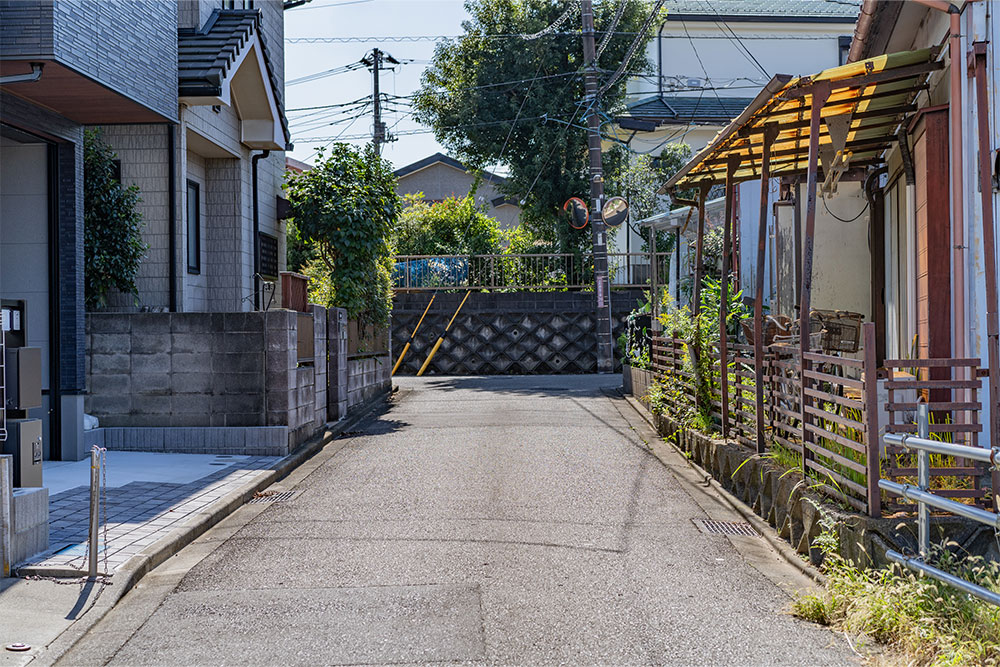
[61,375,855,666]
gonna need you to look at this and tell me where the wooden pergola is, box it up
[659,49,947,507]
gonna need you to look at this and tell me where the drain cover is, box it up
[249,490,296,504]
[693,519,761,538]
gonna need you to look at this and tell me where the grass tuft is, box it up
[793,513,1000,665]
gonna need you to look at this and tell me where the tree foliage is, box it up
[393,193,502,256]
[414,0,656,251]
[284,143,398,329]
[83,129,147,310]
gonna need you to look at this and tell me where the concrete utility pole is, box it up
[363,48,398,154]
[580,0,614,373]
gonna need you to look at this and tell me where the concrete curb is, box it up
[28,390,392,666]
[621,394,828,586]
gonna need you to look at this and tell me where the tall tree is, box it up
[414,0,656,252]
[284,143,398,328]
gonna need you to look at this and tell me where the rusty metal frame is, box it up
[799,81,831,480]
[721,157,740,439]
[971,42,1000,507]
[753,125,778,454]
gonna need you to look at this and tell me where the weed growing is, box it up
[793,513,1000,665]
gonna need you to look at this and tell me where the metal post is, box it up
[1,455,11,578]
[972,43,1000,510]
[917,401,930,558]
[721,159,739,439]
[580,0,614,373]
[89,447,101,579]
[799,83,831,478]
[650,223,659,332]
[754,125,777,454]
[863,322,882,517]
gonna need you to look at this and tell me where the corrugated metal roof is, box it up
[665,0,859,20]
[626,95,755,124]
[663,47,940,190]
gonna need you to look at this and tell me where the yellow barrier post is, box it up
[417,291,471,376]
[392,294,436,376]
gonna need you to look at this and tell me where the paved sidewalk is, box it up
[30,453,279,573]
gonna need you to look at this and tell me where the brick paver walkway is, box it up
[26,456,280,573]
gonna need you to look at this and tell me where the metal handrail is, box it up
[878,402,1000,606]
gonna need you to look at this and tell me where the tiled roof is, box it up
[178,9,290,145]
[394,152,506,184]
[623,95,755,125]
[665,0,859,22]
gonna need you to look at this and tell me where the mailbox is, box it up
[3,419,42,487]
[4,347,42,410]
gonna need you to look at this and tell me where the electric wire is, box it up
[596,0,628,60]
[287,33,844,43]
[598,0,665,96]
[703,0,769,77]
[287,61,367,86]
[821,194,869,223]
[521,1,579,40]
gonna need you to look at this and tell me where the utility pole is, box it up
[580,0,614,373]
[363,48,398,154]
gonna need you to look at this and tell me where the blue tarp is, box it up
[393,257,469,288]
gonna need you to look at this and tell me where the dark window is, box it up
[187,180,201,274]
[258,232,279,279]
[839,36,852,66]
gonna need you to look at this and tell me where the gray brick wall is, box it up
[51,0,177,121]
[0,0,55,56]
[85,306,386,452]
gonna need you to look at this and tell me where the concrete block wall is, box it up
[327,308,349,421]
[348,355,391,409]
[11,487,48,566]
[87,308,388,453]
[392,290,644,375]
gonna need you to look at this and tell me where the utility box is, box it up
[4,347,42,410]
[3,420,42,488]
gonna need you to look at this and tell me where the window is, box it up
[839,36,852,66]
[258,232,278,279]
[186,180,201,274]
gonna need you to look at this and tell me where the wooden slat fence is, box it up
[726,341,758,450]
[767,344,802,454]
[882,357,990,508]
[800,351,871,514]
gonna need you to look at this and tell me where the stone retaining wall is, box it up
[623,365,1000,567]
[392,290,644,375]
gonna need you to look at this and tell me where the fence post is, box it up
[917,400,930,557]
[1,455,11,578]
[89,447,101,578]
[863,322,882,518]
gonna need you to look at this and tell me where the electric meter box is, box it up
[4,346,42,410]
[3,419,43,488]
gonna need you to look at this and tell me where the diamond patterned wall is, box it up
[392,290,643,375]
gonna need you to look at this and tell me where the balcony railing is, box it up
[393,252,669,291]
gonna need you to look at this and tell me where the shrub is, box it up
[83,129,147,309]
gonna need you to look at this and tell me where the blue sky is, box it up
[284,0,471,170]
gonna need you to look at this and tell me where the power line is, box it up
[703,0,769,77]
[598,0,665,96]
[296,111,582,143]
[287,61,367,86]
[596,0,628,60]
[286,33,849,43]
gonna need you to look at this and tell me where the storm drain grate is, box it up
[249,490,297,504]
[693,519,761,538]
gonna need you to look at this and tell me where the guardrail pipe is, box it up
[886,549,1000,606]
[917,402,931,556]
